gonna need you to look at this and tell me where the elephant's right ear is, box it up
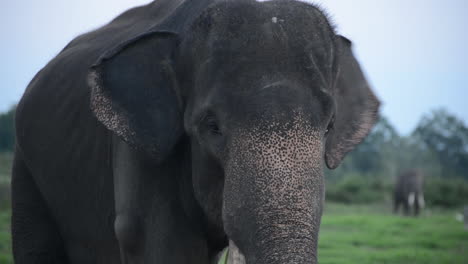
[88,31,183,163]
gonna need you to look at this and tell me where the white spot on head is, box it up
[272,17,278,23]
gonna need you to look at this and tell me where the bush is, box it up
[0,183,10,210]
[325,175,392,204]
[326,173,468,209]
[425,177,468,208]
[0,107,15,153]
[0,152,12,210]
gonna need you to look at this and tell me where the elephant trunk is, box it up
[223,123,324,264]
[246,207,322,263]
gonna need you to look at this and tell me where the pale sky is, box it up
[1,0,467,134]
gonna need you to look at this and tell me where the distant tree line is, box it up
[0,106,15,152]
[328,109,468,181]
[326,109,468,207]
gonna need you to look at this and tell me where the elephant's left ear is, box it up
[88,31,183,163]
[325,36,380,169]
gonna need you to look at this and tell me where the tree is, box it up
[351,116,400,173]
[413,109,468,179]
[327,116,401,180]
[0,106,16,152]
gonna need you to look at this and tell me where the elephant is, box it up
[11,0,380,263]
[393,169,425,216]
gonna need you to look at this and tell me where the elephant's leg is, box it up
[112,138,145,263]
[393,198,400,214]
[402,197,410,216]
[407,192,416,216]
[112,137,210,263]
[413,192,423,216]
[414,199,420,216]
[11,150,68,263]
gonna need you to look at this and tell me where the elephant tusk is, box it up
[227,240,246,264]
[408,192,415,206]
[217,248,228,264]
[216,240,246,264]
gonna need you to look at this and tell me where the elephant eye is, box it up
[201,112,222,136]
[325,114,335,136]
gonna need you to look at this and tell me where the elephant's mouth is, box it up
[214,240,246,264]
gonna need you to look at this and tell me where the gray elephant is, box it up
[394,169,425,216]
[11,0,380,263]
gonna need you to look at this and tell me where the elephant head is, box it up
[88,0,379,263]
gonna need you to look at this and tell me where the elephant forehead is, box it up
[188,0,336,82]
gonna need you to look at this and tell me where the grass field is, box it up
[0,210,11,264]
[0,203,467,263]
[319,203,468,264]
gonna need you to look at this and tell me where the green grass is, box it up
[0,210,12,264]
[319,203,468,264]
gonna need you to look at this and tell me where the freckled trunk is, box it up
[223,125,324,264]
[227,172,323,264]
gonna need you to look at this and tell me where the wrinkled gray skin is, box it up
[394,169,425,216]
[12,0,379,263]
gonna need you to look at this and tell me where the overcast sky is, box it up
[1,0,467,134]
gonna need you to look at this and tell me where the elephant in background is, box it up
[11,0,379,263]
[394,169,425,216]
